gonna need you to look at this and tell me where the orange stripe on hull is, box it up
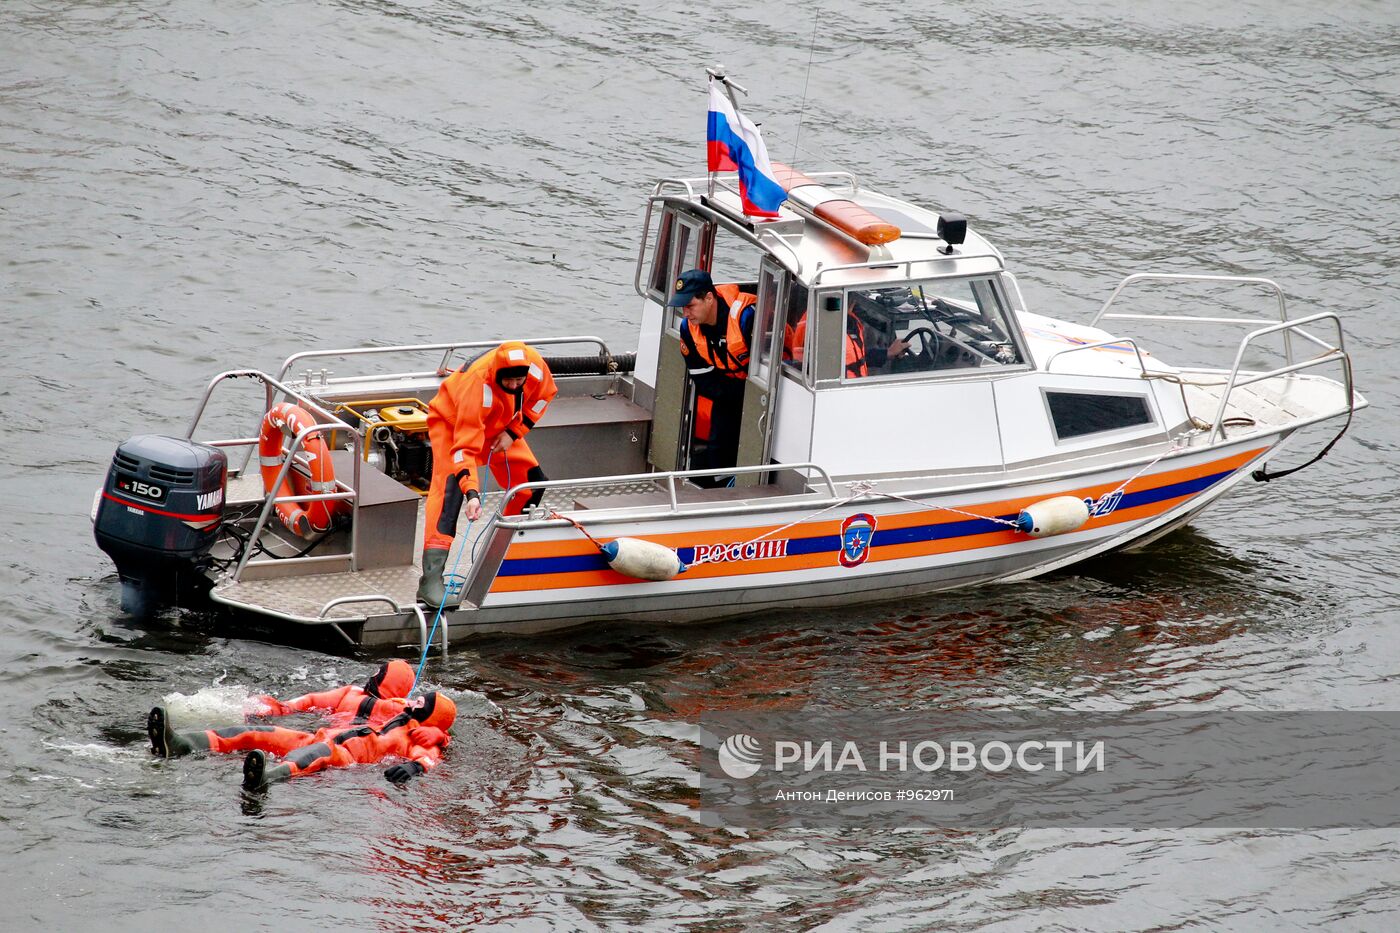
[488,448,1266,594]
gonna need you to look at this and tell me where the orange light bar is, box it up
[771,163,819,191]
[770,162,901,246]
[812,201,902,245]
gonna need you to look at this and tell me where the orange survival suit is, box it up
[206,692,457,786]
[786,311,885,378]
[423,342,558,553]
[254,658,415,728]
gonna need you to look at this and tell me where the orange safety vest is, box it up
[787,312,869,377]
[680,283,757,379]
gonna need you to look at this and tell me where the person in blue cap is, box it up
[669,269,757,486]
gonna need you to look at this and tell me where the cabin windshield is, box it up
[836,276,1026,380]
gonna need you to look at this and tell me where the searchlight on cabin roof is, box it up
[937,212,967,254]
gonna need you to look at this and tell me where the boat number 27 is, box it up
[1085,490,1123,517]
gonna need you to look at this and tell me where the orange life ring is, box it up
[258,403,345,537]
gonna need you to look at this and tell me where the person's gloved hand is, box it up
[385,761,427,785]
[455,471,483,521]
[409,726,448,749]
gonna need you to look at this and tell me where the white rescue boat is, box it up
[93,116,1363,649]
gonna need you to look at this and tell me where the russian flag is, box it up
[707,82,787,219]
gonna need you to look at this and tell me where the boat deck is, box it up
[1178,370,1346,435]
[210,475,685,625]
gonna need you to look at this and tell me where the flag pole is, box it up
[705,65,748,199]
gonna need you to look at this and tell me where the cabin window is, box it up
[1046,391,1154,441]
[836,276,1026,381]
[661,216,704,334]
[781,281,811,380]
[752,264,786,377]
[661,222,767,342]
[706,224,765,300]
[646,211,675,302]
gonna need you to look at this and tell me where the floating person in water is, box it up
[253,658,416,728]
[147,691,457,790]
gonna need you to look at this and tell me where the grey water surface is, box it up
[3,0,1399,929]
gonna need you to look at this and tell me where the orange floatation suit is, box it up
[253,658,416,728]
[423,342,559,552]
[207,692,457,780]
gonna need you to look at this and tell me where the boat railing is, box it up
[1090,272,1297,364]
[317,597,441,658]
[244,336,612,478]
[648,171,861,202]
[274,336,616,386]
[506,461,839,513]
[809,252,1007,288]
[457,462,839,604]
[1207,312,1354,443]
[1088,273,1356,441]
[1041,337,1153,376]
[182,369,367,581]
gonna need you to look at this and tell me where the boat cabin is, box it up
[631,170,1185,487]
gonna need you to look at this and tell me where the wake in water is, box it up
[161,685,272,729]
[159,681,499,728]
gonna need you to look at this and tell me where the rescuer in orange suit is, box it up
[147,691,457,790]
[250,658,416,728]
[785,308,908,377]
[417,341,558,605]
[671,269,757,487]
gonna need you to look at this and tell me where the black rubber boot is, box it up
[416,548,458,607]
[147,706,210,758]
[241,751,293,790]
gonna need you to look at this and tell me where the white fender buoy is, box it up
[1016,496,1091,537]
[599,537,688,581]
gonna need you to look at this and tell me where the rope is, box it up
[862,488,1022,529]
[410,453,512,695]
[1253,366,1355,482]
[1095,437,1189,503]
[551,427,1211,578]
[411,530,466,696]
[550,509,606,552]
[686,484,875,570]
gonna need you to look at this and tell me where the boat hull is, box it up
[336,438,1278,645]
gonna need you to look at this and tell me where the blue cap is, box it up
[667,269,714,307]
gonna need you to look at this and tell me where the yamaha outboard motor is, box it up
[93,435,227,616]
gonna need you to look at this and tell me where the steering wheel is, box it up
[900,327,943,367]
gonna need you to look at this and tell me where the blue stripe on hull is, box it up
[494,467,1236,578]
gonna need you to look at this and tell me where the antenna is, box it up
[792,17,819,165]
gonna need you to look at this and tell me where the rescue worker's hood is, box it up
[409,691,457,731]
[363,659,415,700]
[490,342,533,386]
